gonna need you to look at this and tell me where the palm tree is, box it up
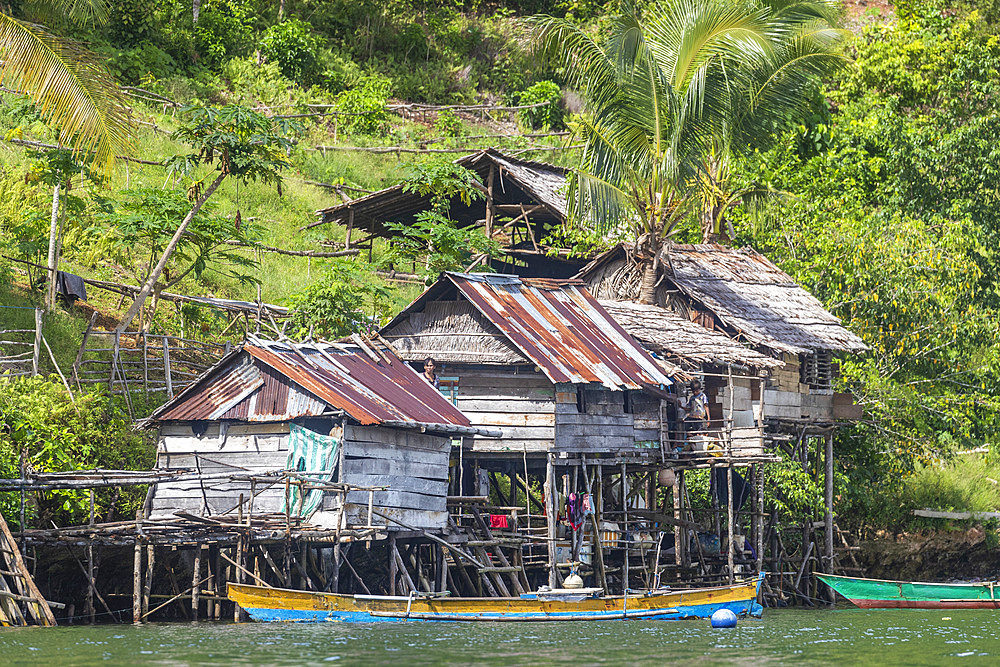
[1,1,135,308]
[530,0,847,303]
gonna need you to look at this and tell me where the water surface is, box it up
[3,609,999,665]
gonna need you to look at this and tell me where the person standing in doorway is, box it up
[681,379,708,435]
[423,357,441,389]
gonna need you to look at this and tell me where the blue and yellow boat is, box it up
[228,573,765,623]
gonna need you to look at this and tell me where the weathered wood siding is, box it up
[450,366,557,453]
[150,422,291,518]
[328,424,452,530]
[554,383,661,453]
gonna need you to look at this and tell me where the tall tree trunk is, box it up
[45,182,60,311]
[193,0,201,25]
[637,241,661,305]
[278,0,285,21]
[118,172,226,332]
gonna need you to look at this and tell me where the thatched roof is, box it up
[311,149,568,233]
[577,243,868,356]
[599,300,784,371]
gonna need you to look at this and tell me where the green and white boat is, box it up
[818,573,1000,609]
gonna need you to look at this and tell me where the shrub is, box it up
[260,18,322,84]
[101,42,180,84]
[194,0,254,68]
[336,75,391,136]
[0,377,155,528]
[517,80,564,130]
[433,109,463,137]
[285,260,393,339]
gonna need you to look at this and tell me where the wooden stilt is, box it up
[622,462,629,594]
[545,454,557,588]
[727,464,735,585]
[191,547,201,622]
[142,544,155,619]
[388,534,397,596]
[132,539,142,624]
[824,432,835,603]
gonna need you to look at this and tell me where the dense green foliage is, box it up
[732,1,1000,529]
[0,377,155,528]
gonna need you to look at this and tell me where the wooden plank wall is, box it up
[150,422,291,517]
[333,424,452,529]
[554,383,660,453]
[761,354,834,421]
[452,367,557,453]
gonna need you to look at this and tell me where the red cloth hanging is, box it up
[489,514,509,529]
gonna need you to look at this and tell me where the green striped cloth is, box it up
[281,423,340,518]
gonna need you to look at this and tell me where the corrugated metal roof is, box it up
[384,273,672,391]
[152,338,472,429]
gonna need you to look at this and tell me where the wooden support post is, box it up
[71,311,99,389]
[756,464,765,574]
[332,531,341,593]
[545,454,557,588]
[388,534,397,596]
[825,432,835,602]
[132,538,142,624]
[191,547,201,622]
[673,471,682,571]
[345,209,354,249]
[485,164,496,239]
[162,337,173,399]
[142,544,155,619]
[727,464,735,585]
[622,462,629,594]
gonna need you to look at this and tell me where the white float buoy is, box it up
[711,608,738,628]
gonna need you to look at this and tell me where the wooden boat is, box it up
[228,573,765,623]
[817,573,1000,609]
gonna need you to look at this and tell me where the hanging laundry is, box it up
[489,514,509,529]
[581,493,594,515]
[566,492,585,530]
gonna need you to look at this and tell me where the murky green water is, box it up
[2,609,999,665]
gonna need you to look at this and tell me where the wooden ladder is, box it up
[0,513,56,626]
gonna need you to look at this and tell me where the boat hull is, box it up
[229,574,765,623]
[817,574,1000,610]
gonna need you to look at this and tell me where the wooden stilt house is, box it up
[379,272,674,458]
[147,336,491,530]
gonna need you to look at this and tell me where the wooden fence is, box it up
[0,308,42,379]
[70,315,229,400]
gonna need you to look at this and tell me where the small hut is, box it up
[578,243,868,426]
[147,336,489,530]
[311,149,583,278]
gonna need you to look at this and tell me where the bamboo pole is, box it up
[545,454,557,588]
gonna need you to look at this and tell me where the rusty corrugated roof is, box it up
[384,273,672,391]
[152,338,472,428]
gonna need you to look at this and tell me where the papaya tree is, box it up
[117,105,298,332]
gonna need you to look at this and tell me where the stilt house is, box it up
[311,149,584,278]
[577,243,868,432]
[147,337,491,530]
[379,272,674,458]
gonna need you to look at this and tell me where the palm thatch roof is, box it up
[578,243,868,356]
